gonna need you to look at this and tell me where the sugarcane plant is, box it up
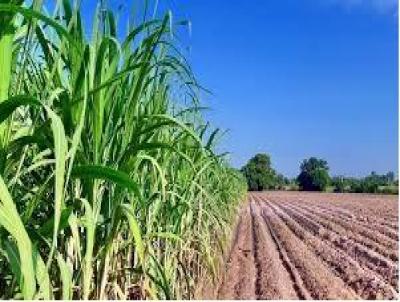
[0,0,247,299]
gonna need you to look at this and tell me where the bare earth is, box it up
[217,191,399,300]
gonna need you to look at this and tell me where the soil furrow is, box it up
[249,199,300,299]
[298,201,399,240]
[292,201,398,248]
[218,205,257,299]
[257,206,312,299]
[250,200,263,299]
[260,197,398,299]
[283,193,398,229]
[260,198,357,299]
[265,197,399,287]
[274,198,399,263]
[218,192,399,300]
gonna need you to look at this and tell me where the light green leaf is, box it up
[71,165,142,199]
[0,175,36,299]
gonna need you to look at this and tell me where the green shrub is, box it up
[332,172,398,194]
[241,153,278,191]
[297,157,330,191]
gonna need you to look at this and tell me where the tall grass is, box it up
[0,0,246,299]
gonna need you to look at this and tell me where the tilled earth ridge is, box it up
[218,191,399,300]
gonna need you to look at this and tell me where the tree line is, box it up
[240,153,398,194]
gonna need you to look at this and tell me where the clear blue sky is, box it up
[81,0,398,178]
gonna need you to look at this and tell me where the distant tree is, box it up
[331,171,398,194]
[275,173,288,189]
[331,176,347,193]
[386,171,395,183]
[360,171,385,193]
[241,153,277,191]
[297,157,330,191]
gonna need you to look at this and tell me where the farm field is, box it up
[0,1,397,300]
[218,191,399,300]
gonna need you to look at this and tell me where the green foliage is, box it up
[331,176,348,193]
[297,157,330,191]
[0,0,247,299]
[332,171,398,194]
[241,153,281,191]
[378,185,398,195]
[275,173,290,189]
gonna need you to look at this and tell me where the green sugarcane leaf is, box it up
[33,247,52,299]
[0,95,40,124]
[120,204,145,266]
[0,175,36,299]
[57,253,73,300]
[0,3,79,52]
[43,105,67,268]
[3,239,22,286]
[38,207,73,238]
[71,165,142,199]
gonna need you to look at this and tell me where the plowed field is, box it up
[218,192,399,300]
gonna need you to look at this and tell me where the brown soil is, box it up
[217,191,399,300]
